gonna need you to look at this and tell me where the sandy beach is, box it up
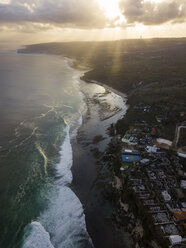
[71,80,132,248]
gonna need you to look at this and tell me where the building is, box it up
[173,211,186,221]
[146,145,158,153]
[181,202,186,209]
[121,133,138,145]
[121,148,141,163]
[156,138,173,147]
[169,235,182,245]
[180,180,186,189]
[161,191,171,202]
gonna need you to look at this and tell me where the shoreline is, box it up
[70,73,132,247]
[63,56,128,102]
[16,44,186,248]
[72,62,186,248]
[84,79,127,101]
[17,51,133,247]
[59,54,133,247]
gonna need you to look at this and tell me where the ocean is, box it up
[0,52,92,248]
[0,51,127,248]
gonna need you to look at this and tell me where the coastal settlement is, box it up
[18,39,186,248]
[104,100,186,248]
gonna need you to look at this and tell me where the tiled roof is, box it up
[173,211,186,221]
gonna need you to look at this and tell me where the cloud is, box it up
[0,0,112,29]
[119,0,186,25]
[0,0,186,31]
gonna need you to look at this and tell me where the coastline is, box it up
[15,43,186,248]
[16,50,133,247]
[70,72,132,247]
[64,56,127,102]
[84,79,127,101]
[72,61,186,248]
[57,55,133,247]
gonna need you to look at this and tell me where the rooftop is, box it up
[169,235,182,245]
[121,147,139,155]
[173,211,186,221]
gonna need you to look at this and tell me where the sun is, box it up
[144,0,163,2]
[97,0,121,19]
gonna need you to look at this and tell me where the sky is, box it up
[0,0,186,48]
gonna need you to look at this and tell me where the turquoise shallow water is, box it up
[0,52,91,248]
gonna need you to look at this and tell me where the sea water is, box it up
[0,51,127,248]
[0,52,92,248]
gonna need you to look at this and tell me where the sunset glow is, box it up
[97,0,121,19]
[144,0,163,2]
[0,0,186,47]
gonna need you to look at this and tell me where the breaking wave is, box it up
[21,222,54,248]
[22,125,93,248]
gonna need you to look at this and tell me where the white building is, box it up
[169,235,182,245]
[146,145,158,153]
[181,180,186,189]
[157,138,172,146]
[161,190,171,202]
[177,152,186,158]
[140,158,150,164]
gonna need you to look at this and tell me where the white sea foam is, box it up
[55,125,73,184]
[39,126,92,247]
[70,75,88,138]
[22,222,54,248]
[22,57,92,248]
[64,75,87,139]
[22,126,93,248]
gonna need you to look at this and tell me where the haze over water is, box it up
[0,52,92,248]
[0,50,127,248]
